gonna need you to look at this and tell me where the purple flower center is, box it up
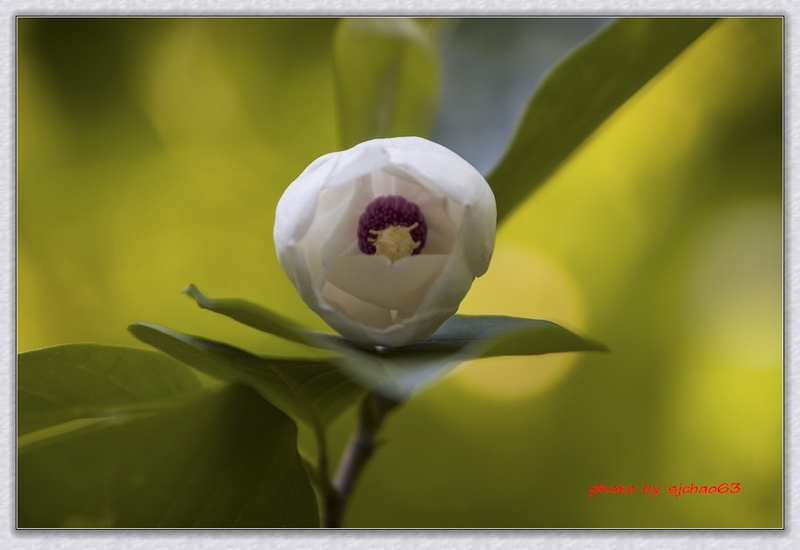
[357,195,427,255]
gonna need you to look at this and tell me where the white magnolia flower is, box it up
[274,136,496,348]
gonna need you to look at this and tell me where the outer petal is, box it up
[384,136,489,207]
[273,152,339,309]
[274,152,338,249]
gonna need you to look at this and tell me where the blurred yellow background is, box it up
[17,17,782,527]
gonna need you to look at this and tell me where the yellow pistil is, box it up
[368,223,420,263]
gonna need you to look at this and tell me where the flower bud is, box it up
[274,137,496,347]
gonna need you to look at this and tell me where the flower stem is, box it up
[322,391,397,528]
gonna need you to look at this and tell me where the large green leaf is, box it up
[487,17,718,222]
[128,319,366,490]
[18,344,204,439]
[333,17,439,148]
[19,383,319,527]
[180,286,608,400]
[128,322,364,428]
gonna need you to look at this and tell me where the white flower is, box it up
[273,136,496,348]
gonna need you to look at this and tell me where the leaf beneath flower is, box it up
[394,315,609,358]
[180,285,609,400]
[326,315,609,398]
[128,322,364,428]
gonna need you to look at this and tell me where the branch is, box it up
[322,392,397,528]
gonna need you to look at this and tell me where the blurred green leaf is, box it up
[487,17,718,223]
[180,286,606,400]
[128,322,364,428]
[19,383,319,527]
[333,17,439,148]
[18,344,204,438]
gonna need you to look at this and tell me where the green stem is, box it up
[322,392,396,528]
[269,367,340,522]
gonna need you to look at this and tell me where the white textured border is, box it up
[1,1,796,549]
[0,0,796,15]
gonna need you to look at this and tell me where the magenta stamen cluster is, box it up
[357,195,427,255]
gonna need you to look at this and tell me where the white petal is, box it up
[457,188,497,277]
[273,154,341,310]
[320,281,394,329]
[413,243,477,317]
[275,241,320,310]
[315,300,449,347]
[384,138,488,207]
[324,141,390,190]
[304,180,364,287]
[325,254,448,311]
[274,152,338,247]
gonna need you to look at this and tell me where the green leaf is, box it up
[391,315,608,356]
[487,17,719,223]
[18,344,204,438]
[183,284,371,356]
[19,383,319,527]
[333,17,439,148]
[128,322,365,428]
[183,283,323,348]
[179,286,607,400]
[163,287,375,481]
[325,315,609,399]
